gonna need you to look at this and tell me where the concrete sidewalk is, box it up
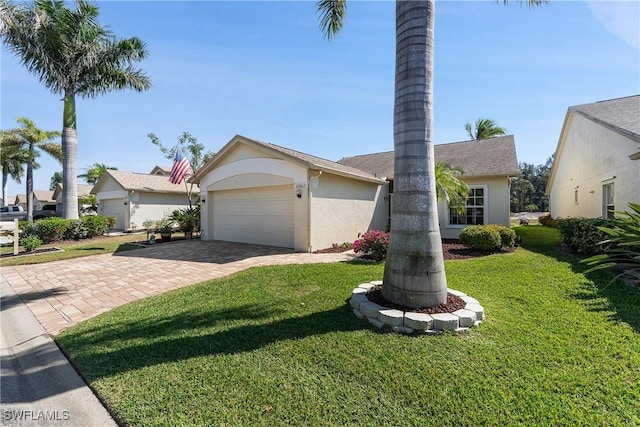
[1,279,117,426]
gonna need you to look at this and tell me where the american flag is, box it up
[169,147,191,184]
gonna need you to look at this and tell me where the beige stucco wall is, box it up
[437,176,512,239]
[549,113,640,218]
[309,173,385,251]
[199,149,309,251]
[128,192,193,230]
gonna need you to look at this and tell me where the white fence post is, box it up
[13,218,19,255]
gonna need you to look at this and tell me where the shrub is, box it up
[582,203,640,282]
[459,225,502,251]
[35,217,70,243]
[20,236,42,252]
[353,230,390,261]
[557,217,615,255]
[64,219,89,240]
[18,220,37,240]
[485,224,517,248]
[82,215,115,238]
[539,214,558,227]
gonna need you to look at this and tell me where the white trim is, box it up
[445,185,489,228]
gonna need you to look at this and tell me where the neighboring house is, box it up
[546,95,640,219]
[13,191,55,209]
[52,184,94,214]
[149,165,172,176]
[190,135,388,252]
[191,134,518,251]
[92,170,197,231]
[339,135,519,239]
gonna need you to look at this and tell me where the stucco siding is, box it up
[549,113,640,218]
[128,192,193,230]
[438,176,511,239]
[217,144,279,166]
[309,173,383,251]
[96,176,123,193]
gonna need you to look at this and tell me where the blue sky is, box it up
[2,0,639,193]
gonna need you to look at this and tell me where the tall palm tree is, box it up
[318,0,545,308]
[464,118,507,140]
[0,0,151,219]
[78,162,117,185]
[0,132,28,206]
[3,117,62,221]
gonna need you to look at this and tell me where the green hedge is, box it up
[459,225,515,251]
[557,217,615,255]
[17,215,115,244]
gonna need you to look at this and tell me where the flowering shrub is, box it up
[353,230,390,261]
[82,215,116,238]
[35,217,70,243]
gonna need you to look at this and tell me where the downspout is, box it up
[307,170,322,252]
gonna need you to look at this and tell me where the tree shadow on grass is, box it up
[516,226,640,332]
[57,303,362,380]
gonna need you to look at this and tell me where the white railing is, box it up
[0,219,20,255]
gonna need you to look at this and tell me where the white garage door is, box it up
[212,185,294,248]
[100,198,126,230]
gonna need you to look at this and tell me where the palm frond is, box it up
[316,0,346,40]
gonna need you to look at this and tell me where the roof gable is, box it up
[191,135,385,184]
[52,184,94,200]
[569,95,640,142]
[92,170,194,194]
[338,135,520,179]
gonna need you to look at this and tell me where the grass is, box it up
[56,226,640,426]
[0,234,143,266]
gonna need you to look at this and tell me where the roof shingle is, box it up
[337,135,520,179]
[569,95,640,141]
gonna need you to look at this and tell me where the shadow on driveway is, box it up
[112,239,294,264]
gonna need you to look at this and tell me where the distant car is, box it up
[0,204,58,221]
[0,205,25,221]
[33,204,57,220]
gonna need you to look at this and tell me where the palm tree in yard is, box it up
[3,117,62,222]
[435,161,469,214]
[0,0,151,219]
[78,162,117,185]
[464,117,507,140]
[0,133,28,206]
[317,0,545,308]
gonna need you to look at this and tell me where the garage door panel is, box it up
[212,186,294,248]
[101,198,125,230]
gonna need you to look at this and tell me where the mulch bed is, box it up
[315,239,514,261]
[366,285,467,314]
[0,247,63,258]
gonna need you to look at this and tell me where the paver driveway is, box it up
[1,240,354,336]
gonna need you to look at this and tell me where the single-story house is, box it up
[13,190,56,209]
[52,183,94,214]
[546,95,640,219]
[339,135,519,239]
[190,134,519,251]
[92,170,197,231]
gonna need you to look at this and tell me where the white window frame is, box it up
[446,185,488,228]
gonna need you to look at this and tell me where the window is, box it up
[449,187,486,226]
[603,183,614,219]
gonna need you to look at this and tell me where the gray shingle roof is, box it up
[337,135,520,179]
[52,184,94,200]
[569,95,640,142]
[93,170,194,194]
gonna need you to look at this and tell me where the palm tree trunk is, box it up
[2,171,8,207]
[382,0,447,308]
[62,95,79,219]
[26,160,33,222]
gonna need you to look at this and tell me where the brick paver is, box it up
[1,240,354,336]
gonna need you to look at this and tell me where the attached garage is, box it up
[211,185,294,248]
[100,198,126,230]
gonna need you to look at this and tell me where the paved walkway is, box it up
[1,240,355,336]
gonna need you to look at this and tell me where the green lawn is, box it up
[0,234,143,266]
[57,226,640,426]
